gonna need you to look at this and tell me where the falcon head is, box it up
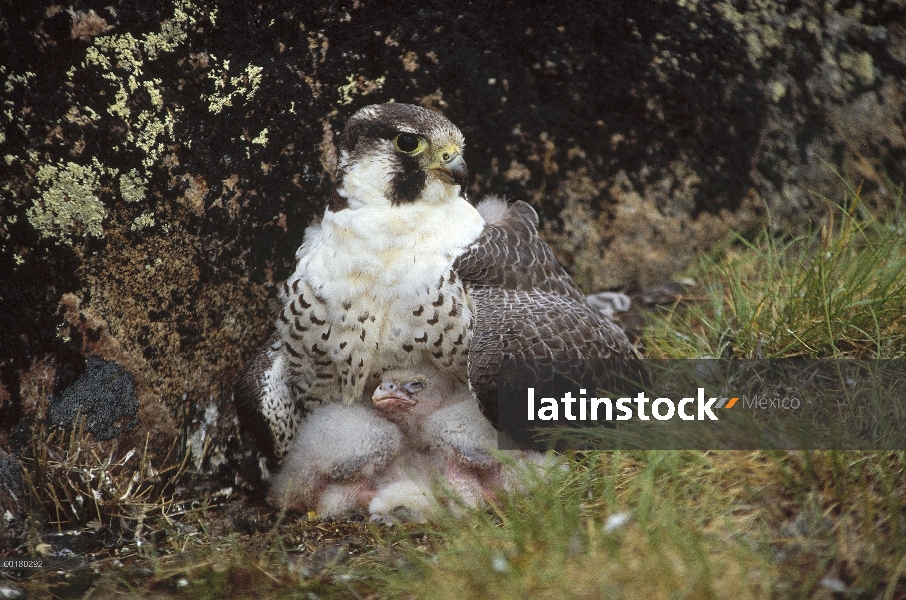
[332,103,468,210]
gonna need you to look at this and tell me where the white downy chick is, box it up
[269,402,402,516]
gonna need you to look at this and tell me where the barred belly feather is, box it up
[277,198,484,419]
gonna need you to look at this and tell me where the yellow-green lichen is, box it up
[204,59,264,114]
[26,160,108,245]
[131,211,155,230]
[769,80,786,102]
[119,169,147,203]
[338,74,386,105]
[71,1,206,180]
[714,1,784,65]
[2,69,34,154]
[840,50,874,86]
[251,127,269,145]
[3,71,35,95]
[142,0,197,55]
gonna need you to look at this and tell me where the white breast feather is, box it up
[279,185,485,405]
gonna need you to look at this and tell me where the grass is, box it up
[645,180,906,360]
[5,177,906,598]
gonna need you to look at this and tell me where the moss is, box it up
[26,160,108,245]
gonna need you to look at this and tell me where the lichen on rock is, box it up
[26,160,108,245]
[204,59,265,114]
[130,211,155,230]
[119,169,147,204]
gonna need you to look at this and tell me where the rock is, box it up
[47,356,139,441]
[0,450,25,548]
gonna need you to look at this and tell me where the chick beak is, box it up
[372,380,417,411]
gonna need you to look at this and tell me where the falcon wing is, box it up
[235,332,304,469]
[453,197,637,425]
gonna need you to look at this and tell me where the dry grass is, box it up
[21,415,191,532]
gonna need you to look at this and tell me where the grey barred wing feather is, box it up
[235,334,305,469]
[453,197,637,425]
[234,228,324,468]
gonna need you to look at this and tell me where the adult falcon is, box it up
[236,103,635,492]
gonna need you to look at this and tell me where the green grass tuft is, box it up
[645,181,906,359]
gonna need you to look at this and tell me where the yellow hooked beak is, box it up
[427,144,468,188]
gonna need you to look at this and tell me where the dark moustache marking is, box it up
[336,104,468,208]
[390,165,427,205]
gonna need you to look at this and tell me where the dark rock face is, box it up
[0,0,903,502]
[47,356,139,441]
[0,450,25,548]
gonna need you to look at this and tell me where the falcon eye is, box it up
[395,133,421,153]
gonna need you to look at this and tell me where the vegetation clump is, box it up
[8,179,906,598]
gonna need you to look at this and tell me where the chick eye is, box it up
[395,133,421,153]
[404,380,425,394]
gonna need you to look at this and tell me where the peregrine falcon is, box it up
[236,103,634,514]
